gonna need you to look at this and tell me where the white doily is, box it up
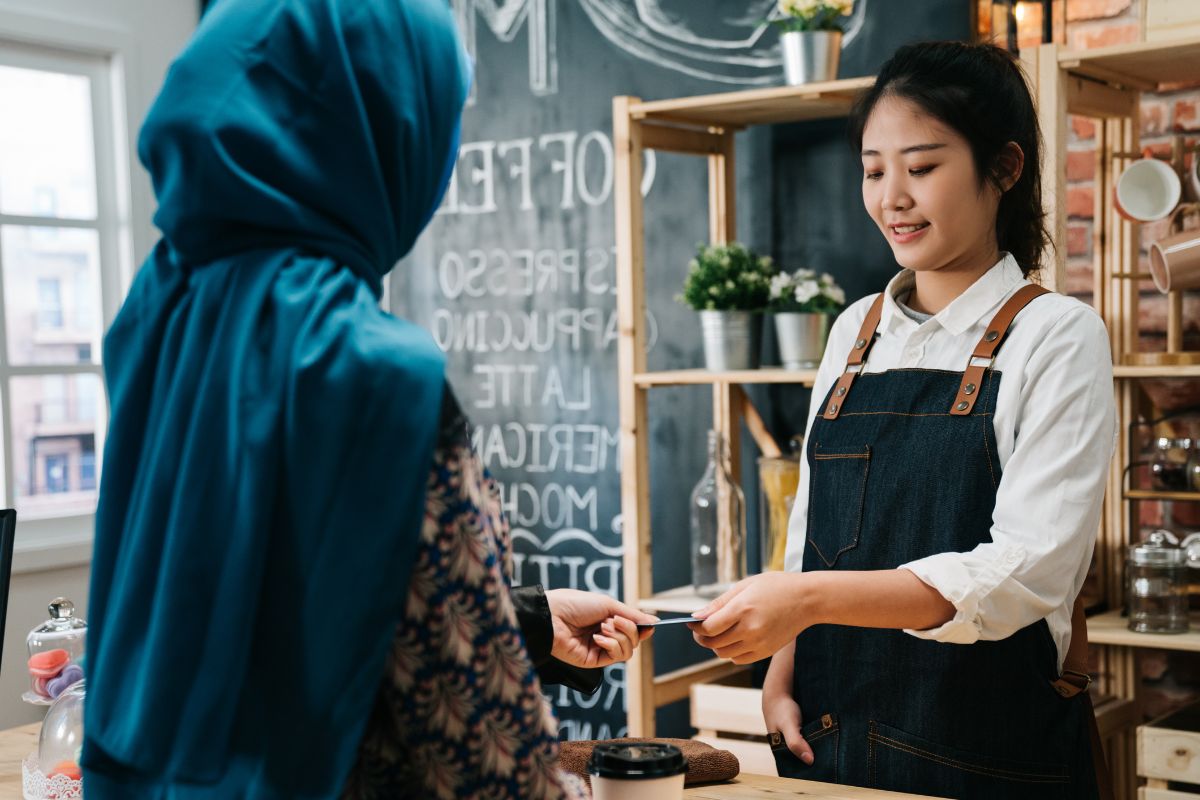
[21,752,82,799]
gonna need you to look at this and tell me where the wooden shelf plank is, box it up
[1126,490,1200,502]
[634,368,819,387]
[1114,364,1200,378]
[636,585,712,614]
[1088,609,1200,652]
[1058,35,1200,89]
[630,76,875,128]
[653,658,744,706]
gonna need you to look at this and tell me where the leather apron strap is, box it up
[822,293,885,421]
[950,284,1049,415]
[1055,598,1115,800]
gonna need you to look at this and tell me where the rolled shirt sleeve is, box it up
[899,306,1116,667]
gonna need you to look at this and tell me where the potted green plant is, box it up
[774,0,853,85]
[679,242,777,371]
[768,268,845,368]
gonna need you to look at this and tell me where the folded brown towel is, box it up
[558,737,740,786]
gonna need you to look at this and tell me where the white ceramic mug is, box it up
[1116,155,1181,222]
[589,742,687,800]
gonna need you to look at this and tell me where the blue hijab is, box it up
[82,1,469,796]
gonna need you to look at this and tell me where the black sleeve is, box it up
[511,585,604,695]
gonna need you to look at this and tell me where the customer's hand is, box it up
[762,642,813,765]
[545,589,658,668]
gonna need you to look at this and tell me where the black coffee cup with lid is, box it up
[588,742,687,800]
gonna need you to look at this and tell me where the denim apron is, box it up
[774,285,1100,799]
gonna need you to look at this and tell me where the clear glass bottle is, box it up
[690,430,746,598]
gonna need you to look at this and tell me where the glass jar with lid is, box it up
[1127,530,1190,634]
[24,598,86,705]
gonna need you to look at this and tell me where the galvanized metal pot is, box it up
[774,312,831,369]
[699,310,762,371]
[781,30,842,86]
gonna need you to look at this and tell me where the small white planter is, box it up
[774,312,831,369]
[781,30,842,85]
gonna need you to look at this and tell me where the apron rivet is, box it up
[956,401,969,411]
[984,330,999,342]
[828,403,839,414]
[964,383,976,395]
[855,338,866,349]
[836,387,847,397]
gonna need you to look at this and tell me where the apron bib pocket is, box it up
[806,444,871,568]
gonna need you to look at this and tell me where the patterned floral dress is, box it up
[341,388,590,800]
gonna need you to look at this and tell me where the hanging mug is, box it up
[1149,203,1200,293]
[1115,150,1182,223]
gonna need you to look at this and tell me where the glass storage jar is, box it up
[758,449,800,573]
[25,598,86,705]
[1128,530,1190,633]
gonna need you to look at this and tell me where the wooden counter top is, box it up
[684,774,947,799]
[0,723,39,799]
[0,724,942,799]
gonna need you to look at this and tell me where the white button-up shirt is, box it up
[784,253,1117,670]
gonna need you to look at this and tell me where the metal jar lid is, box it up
[588,742,687,780]
[1129,530,1187,566]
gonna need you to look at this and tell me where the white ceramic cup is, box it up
[589,742,687,800]
[1115,156,1181,222]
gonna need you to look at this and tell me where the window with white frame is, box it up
[0,40,123,524]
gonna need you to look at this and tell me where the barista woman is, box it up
[689,41,1116,799]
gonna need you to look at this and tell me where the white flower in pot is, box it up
[768,268,845,369]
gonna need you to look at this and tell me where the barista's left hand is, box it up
[545,589,658,669]
[689,572,808,664]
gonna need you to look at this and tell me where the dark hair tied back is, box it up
[848,41,1049,277]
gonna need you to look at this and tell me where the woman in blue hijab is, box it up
[81,0,646,797]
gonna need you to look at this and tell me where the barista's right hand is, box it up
[762,641,813,765]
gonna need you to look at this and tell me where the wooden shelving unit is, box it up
[1030,33,1200,798]
[613,32,1200,795]
[614,76,873,738]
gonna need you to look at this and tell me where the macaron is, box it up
[46,674,72,699]
[28,649,68,679]
[59,664,83,685]
[48,759,81,781]
[32,676,49,697]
